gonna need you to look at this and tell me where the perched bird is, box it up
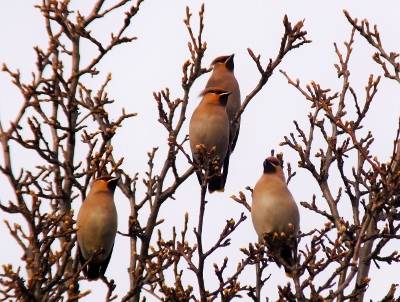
[205,54,241,187]
[76,175,119,281]
[251,157,300,277]
[189,88,230,193]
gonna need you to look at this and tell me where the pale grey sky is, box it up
[1,1,400,300]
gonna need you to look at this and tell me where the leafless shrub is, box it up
[1,2,398,302]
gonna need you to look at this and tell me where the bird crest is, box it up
[198,87,230,97]
[199,88,231,107]
[91,174,120,192]
[210,54,235,70]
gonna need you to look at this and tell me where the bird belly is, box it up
[252,204,296,236]
[78,208,117,262]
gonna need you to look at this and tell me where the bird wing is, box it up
[100,243,115,277]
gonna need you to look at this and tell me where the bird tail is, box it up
[193,157,226,193]
[78,244,114,281]
[78,246,99,280]
[208,174,224,193]
[265,239,296,278]
[281,245,295,278]
[285,269,294,278]
[86,263,101,281]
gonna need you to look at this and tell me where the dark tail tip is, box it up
[208,175,224,193]
[86,263,101,281]
[285,268,294,278]
[281,245,295,278]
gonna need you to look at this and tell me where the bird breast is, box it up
[189,107,229,165]
[77,193,117,261]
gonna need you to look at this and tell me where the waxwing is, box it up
[251,157,300,277]
[205,54,241,187]
[189,88,230,193]
[76,175,119,280]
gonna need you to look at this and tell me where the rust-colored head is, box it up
[199,87,231,106]
[91,175,120,192]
